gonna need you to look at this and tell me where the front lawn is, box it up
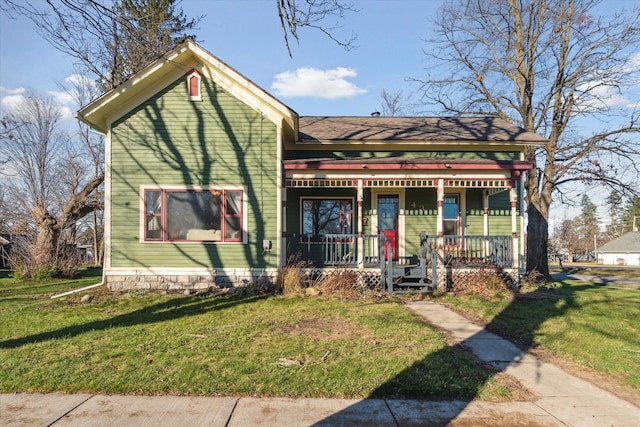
[437,276,640,401]
[0,270,512,400]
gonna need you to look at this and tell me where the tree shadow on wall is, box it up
[109,76,276,282]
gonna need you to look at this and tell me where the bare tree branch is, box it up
[418,0,640,277]
[277,0,357,57]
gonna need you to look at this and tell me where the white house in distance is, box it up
[596,231,640,266]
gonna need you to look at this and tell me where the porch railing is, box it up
[287,234,382,267]
[286,233,512,269]
[421,234,512,268]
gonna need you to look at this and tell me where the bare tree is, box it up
[2,0,357,85]
[60,74,105,266]
[0,94,103,277]
[420,0,640,278]
[277,0,357,57]
[379,89,408,117]
[2,0,200,91]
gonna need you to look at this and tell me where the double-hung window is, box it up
[301,198,353,236]
[143,188,243,243]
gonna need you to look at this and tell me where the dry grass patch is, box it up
[279,316,369,342]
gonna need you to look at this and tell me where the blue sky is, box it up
[1,0,639,228]
[0,0,440,117]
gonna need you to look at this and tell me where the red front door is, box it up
[378,195,399,260]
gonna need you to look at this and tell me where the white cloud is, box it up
[48,90,75,106]
[1,86,75,120]
[65,73,94,88]
[576,79,630,111]
[1,93,27,111]
[271,67,367,99]
[622,51,640,74]
[0,86,26,95]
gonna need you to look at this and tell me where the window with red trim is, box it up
[186,70,201,101]
[144,189,243,242]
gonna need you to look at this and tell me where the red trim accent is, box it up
[511,201,517,208]
[358,231,363,238]
[358,200,363,207]
[437,200,443,207]
[284,161,533,171]
[438,231,443,237]
[483,208,489,214]
[189,75,199,97]
[512,232,518,238]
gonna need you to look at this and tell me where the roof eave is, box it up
[283,160,534,171]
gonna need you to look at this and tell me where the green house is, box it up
[78,40,545,292]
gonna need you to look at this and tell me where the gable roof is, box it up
[298,116,547,144]
[597,231,640,253]
[77,39,298,134]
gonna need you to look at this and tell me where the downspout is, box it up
[51,267,106,299]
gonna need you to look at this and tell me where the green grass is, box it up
[0,269,512,400]
[437,277,640,396]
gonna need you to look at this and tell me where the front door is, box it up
[378,195,399,260]
[442,194,460,244]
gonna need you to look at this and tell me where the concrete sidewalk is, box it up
[406,302,640,427]
[3,302,639,426]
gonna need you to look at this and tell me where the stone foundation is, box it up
[105,269,277,292]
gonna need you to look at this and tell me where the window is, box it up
[442,194,460,236]
[302,198,352,235]
[186,70,202,101]
[143,188,243,242]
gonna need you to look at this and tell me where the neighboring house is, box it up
[78,40,545,292]
[596,231,640,266]
[0,235,10,269]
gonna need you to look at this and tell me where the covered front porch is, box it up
[281,162,529,291]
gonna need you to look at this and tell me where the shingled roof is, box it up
[597,231,640,253]
[298,116,547,143]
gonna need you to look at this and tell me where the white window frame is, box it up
[186,70,202,101]
[299,196,355,236]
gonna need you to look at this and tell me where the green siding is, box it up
[404,188,437,256]
[110,76,278,269]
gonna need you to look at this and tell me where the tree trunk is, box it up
[526,203,550,280]
[34,209,60,268]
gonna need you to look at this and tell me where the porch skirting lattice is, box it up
[296,268,383,290]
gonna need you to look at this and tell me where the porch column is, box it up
[281,189,287,269]
[357,179,364,268]
[436,178,444,249]
[509,184,518,269]
[483,189,489,256]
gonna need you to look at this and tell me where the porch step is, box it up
[392,264,428,284]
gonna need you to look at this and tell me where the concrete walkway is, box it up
[3,302,639,426]
[552,271,639,287]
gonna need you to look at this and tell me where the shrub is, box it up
[451,267,515,300]
[8,235,80,280]
[279,255,307,296]
[316,269,361,300]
